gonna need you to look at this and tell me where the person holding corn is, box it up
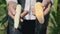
[6,0,54,34]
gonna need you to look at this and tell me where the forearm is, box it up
[44,3,51,16]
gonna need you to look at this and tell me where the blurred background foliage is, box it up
[0,0,60,34]
[0,0,7,34]
[48,0,60,34]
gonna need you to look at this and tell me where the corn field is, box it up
[0,0,60,34]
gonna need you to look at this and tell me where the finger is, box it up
[8,10,14,19]
[20,19,23,22]
[8,6,16,16]
[19,14,21,18]
[19,15,23,22]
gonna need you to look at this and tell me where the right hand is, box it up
[8,2,17,19]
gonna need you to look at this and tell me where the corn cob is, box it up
[14,4,21,29]
[34,2,44,24]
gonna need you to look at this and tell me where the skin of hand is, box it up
[8,1,17,19]
[43,3,51,16]
[20,10,29,22]
[8,1,28,19]
[41,0,51,16]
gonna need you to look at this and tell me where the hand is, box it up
[42,0,51,16]
[19,14,23,22]
[19,10,29,22]
[42,3,51,16]
[8,2,17,19]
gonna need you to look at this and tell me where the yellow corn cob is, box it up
[14,4,21,29]
[34,2,44,24]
